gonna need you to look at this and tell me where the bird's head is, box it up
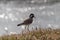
[29,13,35,18]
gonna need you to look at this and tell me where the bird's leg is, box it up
[32,27,33,30]
[25,25,27,30]
[25,25,30,32]
[25,25,26,30]
[27,25,30,32]
[24,25,27,33]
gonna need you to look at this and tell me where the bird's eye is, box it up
[31,15,33,17]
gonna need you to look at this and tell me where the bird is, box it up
[17,13,35,31]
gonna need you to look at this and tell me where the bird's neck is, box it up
[29,17,33,19]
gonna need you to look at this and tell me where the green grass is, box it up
[0,28,60,40]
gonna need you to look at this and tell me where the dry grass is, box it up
[0,28,60,40]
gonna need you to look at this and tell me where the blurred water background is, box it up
[0,0,60,36]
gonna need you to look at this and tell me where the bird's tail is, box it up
[17,23,24,26]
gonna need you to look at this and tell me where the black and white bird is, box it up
[17,13,35,30]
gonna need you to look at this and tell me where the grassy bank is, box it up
[0,28,60,40]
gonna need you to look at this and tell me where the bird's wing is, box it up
[23,18,32,24]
